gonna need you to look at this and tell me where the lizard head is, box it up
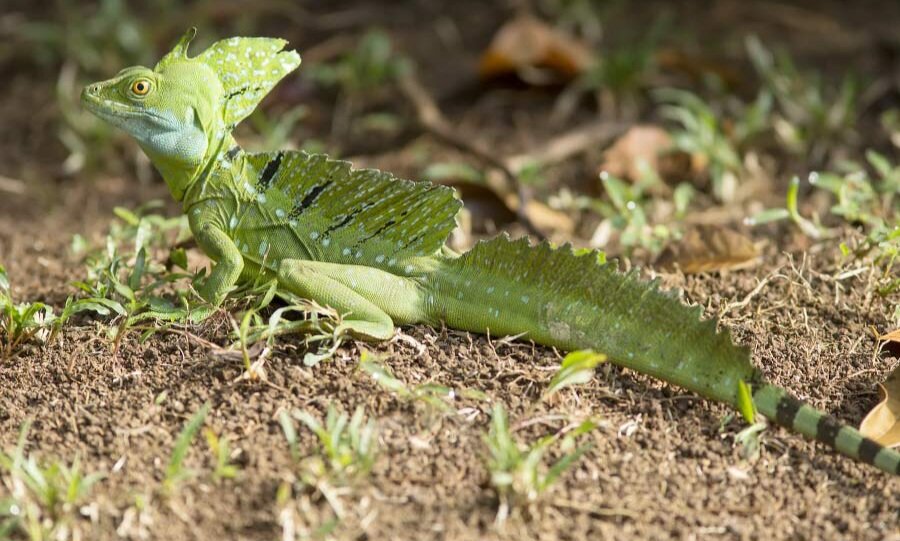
[82,28,301,199]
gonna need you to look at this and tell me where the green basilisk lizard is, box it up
[81,28,900,476]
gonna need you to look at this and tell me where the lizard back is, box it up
[218,149,461,274]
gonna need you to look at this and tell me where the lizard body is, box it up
[82,29,900,476]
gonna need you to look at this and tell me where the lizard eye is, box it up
[130,79,152,97]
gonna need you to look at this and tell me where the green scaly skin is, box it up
[82,28,900,476]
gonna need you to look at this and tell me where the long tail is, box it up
[754,384,900,475]
[430,235,900,475]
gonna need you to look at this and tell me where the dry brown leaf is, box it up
[598,125,701,189]
[860,365,900,448]
[445,179,575,237]
[599,125,674,181]
[879,328,900,343]
[656,226,759,274]
[479,15,594,81]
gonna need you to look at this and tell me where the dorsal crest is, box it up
[155,28,301,129]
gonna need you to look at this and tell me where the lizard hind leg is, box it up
[276,258,395,341]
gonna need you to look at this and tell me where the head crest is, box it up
[155,28,301,129]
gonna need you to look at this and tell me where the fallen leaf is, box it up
[479,15,594,82]
[860,365,900,448]
[656,226,759,273]
[599,125,673,181]
[598,125,699,189]
[877,327,900,357]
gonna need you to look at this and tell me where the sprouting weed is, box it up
[0,422,106,540]
[655,87,770,202]
[358,349,462,414]
[277,405,379,524]
[484,404,596,522]
[279,405,379,486]
[204,429,240,481]
[229,293,346,370]
[0,265,60,358]
[594,171,685,255]
[745,34,860,166]
[749,154,899,295]
[306,29,411,136]
[543,349,606,400]
[69,203,212,352]
[163,403,210,494]
[561,15,668,120]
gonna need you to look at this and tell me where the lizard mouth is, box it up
[80,87,176,128]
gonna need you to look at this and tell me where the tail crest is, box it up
[437,234,758,404]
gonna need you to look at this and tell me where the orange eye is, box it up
[131,79,151,96]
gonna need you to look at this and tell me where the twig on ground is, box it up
[399,72,546,238]
[722,267,788,314]
[504,120,625,173]
[0,174,25,194]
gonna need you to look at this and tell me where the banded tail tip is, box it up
[753,384,900,476]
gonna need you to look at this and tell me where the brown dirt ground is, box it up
[1,1,899,540]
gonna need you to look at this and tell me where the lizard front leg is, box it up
[195,223,244,305]
[276,259,408,341]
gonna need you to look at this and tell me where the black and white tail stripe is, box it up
[764,388,900,474]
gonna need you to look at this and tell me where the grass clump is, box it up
[0,423,105,541]
[484,403,596,523]
[358,349,488,413]
[0,266,57,359]
[750,152,900,301]
[280,405,379,486]
[69,203,217,351]
[277,405,380,534]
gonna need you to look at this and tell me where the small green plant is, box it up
[308,29,410,97]
[747,175,823,238]
[231,293,347,369]
[0,266,57,359]
[595,171,682,255]
[746,35,860,166]
[749,154,899,296]
[562,16,667,119]
[204,429,240,481]
[358,350,463,413]
[543,349,606,399]
[163,402,211,494]
[655,88,771,202]
[70,203,212,351]
[0,422,105,540]
[279,405,379,485]
[484,404,596,522]
[750,152,899,235]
